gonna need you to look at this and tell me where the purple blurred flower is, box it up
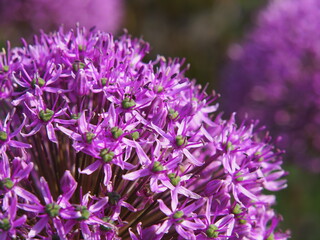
[0,26,289,239]
[221,0,320,172]
[0,0,123,35]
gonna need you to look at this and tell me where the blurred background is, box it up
[1,0,319,239]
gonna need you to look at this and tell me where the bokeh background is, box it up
[1,1,319,239]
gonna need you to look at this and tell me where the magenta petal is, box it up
[10,113,27,137]
[28,217,49,238]
[177,186,201,199]
[89,197,108,213]
[175,225,194,240]
[80,161,101,175]
[60,170,77,201]
[8,195,17,219]
[8,140,32,148]
[56,124,82,141]
[237,184,258,201]
[14,186,40,204]
[44,86,65,93]
[0,232,7,239]
[122,168,150,181]
[46,122,58,143]
[60,210,80,220]
[78,111,88,134]
[0,152,10,176]
[80,221,91,239]
[133,141,152,165]
[21,123,42,137]
[54,118,76,125]
[181,220,205,230]
[40,177,53,204]
[150,175,167,192]
[121,201,137,212]
[171,189,179,211]
[129,228,139,240]
[150,122,171,140]
[200,126,214,142]
[64,220,77,233]
[155,220,171,235]
[161,179,174,190]
[108,103,117,126]
[182,199,205,215]
[183,149,203,166]
[226,218,235,236]
[122,161,136,170]
[122,138,151,165]
[13,215,27,227]
[157,200,172,216]
[53,218,67,239]
[165,155,182,169]
[46,65,62,85]
[16,162,33,179]
[216,214,234,228]
[88,216,114,228]
[19,203,43,213]
[12,74,30,88]
[103,164,112,186]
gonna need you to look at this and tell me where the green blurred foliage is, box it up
[124,0,267,93]
[276,164,320,240]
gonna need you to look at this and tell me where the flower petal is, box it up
[28,217,49,238]
[79,161,101,175]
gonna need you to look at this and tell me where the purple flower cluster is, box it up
[0,0,123,33]
[0,26,289,239]
[220,0,320,172]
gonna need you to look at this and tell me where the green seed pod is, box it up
[206,224,219,238]
[73,61,86,72]
[39,109,54,122]
[130,130,139,140]
[168,173,181,186]
[111,127,123,139]
[31,77,45,88]
[85,132,96,143]
[267,233,275,240]
[77,206,91,220]
[0,178,14,190]
[175,135,187,147]
[100,217,114,231]
[154,85,163,93]
[100,149,115,163]
[100,77,108,86]
[0,218,11,231]
[173,210,184,219]
[232,204,243,215]
[235,172,244,182]
[168,108,179,120]
[152,161,164,172]
[71,113,81,120]
[122,97,136,109]
[78,44,86,51]
[0,131,8,141]
[45,203,61,218]
[2,65,9,72]
[227,142,234,151]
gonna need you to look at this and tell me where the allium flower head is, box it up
[0,26,289,239]
[221,0,320,172]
